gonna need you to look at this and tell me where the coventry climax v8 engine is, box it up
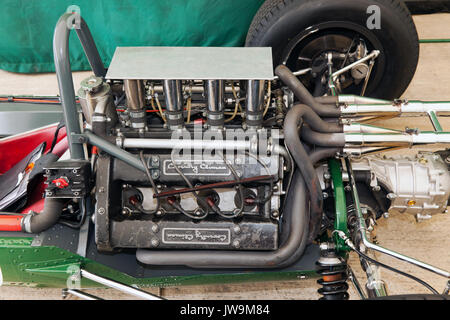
[79,47,285,253]
[8,11,449,299]
[41,44,447,275]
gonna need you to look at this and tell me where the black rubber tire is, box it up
[405,1,450,14]
[371,294,450,300]
[245,0,419,100]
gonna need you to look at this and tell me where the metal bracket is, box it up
[76,199,90,257]
[71,133,88,144]
[62,288,103,300]
[62,269,164,300]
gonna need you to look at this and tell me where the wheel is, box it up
[245,0,419,99]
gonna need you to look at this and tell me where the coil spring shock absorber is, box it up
[316,249,349,300]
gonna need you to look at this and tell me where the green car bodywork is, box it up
[0,236,318,288]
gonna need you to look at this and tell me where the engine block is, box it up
[86,46,289,252]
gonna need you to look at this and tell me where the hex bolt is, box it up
[372,185,381,192]
[383,212,390,218]
[322,192,329,199]
[233,226,241,234]
[323,172,331,180]
[386,193,397,200]
[151,238,160,247]
[232,240,240,248]
[319,242,335,251]
[151,224,159,233]
[97,207,105,215]
[271,210,279,218]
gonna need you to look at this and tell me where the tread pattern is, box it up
[246,0,418,49]
[246,0,289,46]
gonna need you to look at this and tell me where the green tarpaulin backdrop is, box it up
[0,0,264,73]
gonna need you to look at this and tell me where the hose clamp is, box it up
[21,213,33,233]
[115,135,124,148]
[249,135,258,154]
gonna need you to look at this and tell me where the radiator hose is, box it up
[21,198,66,233]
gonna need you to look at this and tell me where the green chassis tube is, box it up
[328,158,351,253]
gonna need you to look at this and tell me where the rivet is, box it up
[151,238,160,247]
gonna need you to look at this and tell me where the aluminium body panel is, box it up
[106,46,274,80]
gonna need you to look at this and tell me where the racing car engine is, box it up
[78,47,286,252]
[41,44,450,271]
